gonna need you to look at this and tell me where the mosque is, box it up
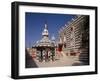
[27,15,89,66]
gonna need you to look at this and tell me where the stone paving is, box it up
[33,52,81,67]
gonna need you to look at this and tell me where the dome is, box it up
[34,23,55,47]
[51,34,55,41]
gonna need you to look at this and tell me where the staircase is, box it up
[79,48,89,65]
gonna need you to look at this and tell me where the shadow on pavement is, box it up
[25,49,38,68]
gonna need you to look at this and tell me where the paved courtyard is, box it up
[33,52,81,67]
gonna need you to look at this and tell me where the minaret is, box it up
[59,37,62,44]
[63,36,66,43]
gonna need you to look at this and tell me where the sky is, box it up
[25,12,77,48]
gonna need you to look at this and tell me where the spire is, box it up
[44,20,47,29]
[42,23,49,36]
[45,23,47,29]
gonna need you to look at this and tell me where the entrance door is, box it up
[58,44,63,52]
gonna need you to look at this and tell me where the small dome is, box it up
[51,34,55,41]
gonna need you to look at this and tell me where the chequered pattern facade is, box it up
[59,15,89,64]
